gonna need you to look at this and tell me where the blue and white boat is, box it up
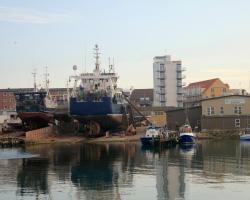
[69,45,128,136]
[140,126,162,146]
[240,128,250,141]
[178,124,196,144]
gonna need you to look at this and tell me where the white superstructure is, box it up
[69,45,120,100]
[153,55,184,107]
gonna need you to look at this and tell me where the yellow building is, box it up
[139,107,167,126]
[184,78,230,107]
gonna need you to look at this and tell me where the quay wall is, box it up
[198,129,243,139]
[26,126,53,140]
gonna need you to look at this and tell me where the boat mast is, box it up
[94,44,100,73]
[44,66,49,94]
[32,68,37,92]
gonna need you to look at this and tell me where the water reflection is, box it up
[0,140,250,199]
[17,158,49,197]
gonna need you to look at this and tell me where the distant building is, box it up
[138,106,169,126]
[201,95,250,130]
[184,78,230,107]
[228,89,247,95]
[130,89,153,107]
[0,88,68,111]
[153,55,184,108]
[0,88,33,111]
[166,106,202,131]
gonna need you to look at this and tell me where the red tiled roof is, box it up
[187,78,219,89]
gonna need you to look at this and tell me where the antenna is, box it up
[32,68,37,92]
[108,57,115,73]
[84,45,87,73]
[44,66,49,92]
[108,57,112,72]
[113,57,115,73]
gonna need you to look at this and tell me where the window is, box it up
[220,107,224,115]
[211,88,214,93]
[207,106,215,116]
[234,106,242,114]
[222,88,226,93]
[235,119,240,127]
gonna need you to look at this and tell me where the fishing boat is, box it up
[69,45,129,136]
[15,91,54,130]
[240,128,250,141]
[15,68,64,130]
[140,125,177,146]
[178,124,196,144]
[140,126,161,146]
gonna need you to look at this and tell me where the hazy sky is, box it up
[1,0,250,91]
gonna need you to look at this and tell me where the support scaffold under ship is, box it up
[69,45,129,136]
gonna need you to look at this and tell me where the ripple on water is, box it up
[0,149,39,160]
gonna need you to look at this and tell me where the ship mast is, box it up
[44,66,49,94]
[94,44,100,73]
[32,68,37,92]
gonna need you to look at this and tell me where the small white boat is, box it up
[178,124,196,144]
[240,128,250,141]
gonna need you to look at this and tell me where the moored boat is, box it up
[178,124,196,144]
[140,126,161,146]
[240,128,250,141]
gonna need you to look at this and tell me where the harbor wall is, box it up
[26,126,53,140]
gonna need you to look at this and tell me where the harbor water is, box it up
[0,140,250,200]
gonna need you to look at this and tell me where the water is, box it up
[0,140,250,200]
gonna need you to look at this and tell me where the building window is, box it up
[211,88,214,93]
[234,106,242,114]
[220,107,224,115]
[235,119,240,127]
[207,106,215,116]
[223,88,226,93]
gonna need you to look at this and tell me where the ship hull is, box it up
[70,97,129,132]
[72,114,128,132]
[179,134,196,144]
[18,112,53,130]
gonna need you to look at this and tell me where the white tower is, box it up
[153,55,184,107]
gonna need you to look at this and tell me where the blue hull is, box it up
[179,135,196,144]
[140,137,160,146]
[70,97,124,116]
[70,97,127,131]
[240,137,250,141]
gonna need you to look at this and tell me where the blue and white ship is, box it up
[178,124,196,144]
[140,126,161,146]
[69,45,128,136]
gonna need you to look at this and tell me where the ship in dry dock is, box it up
[69,45,129,136]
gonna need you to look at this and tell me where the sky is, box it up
[1,0,250,91]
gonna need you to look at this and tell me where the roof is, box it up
[130,89,154,102]
[201,94,250,102]
[186,78,219,89]
[138,106,176,112]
